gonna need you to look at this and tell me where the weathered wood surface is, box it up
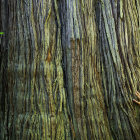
[0,0,140,139]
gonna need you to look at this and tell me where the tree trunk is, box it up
[0,0,140,139]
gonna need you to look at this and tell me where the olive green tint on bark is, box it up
[0,0,140,140]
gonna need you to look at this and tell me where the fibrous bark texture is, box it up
[0,0,140,139]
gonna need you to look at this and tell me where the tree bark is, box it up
[0,0,140,139]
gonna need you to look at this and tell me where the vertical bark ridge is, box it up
[96,0,140,139]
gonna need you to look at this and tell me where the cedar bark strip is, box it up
[0,0,140,139]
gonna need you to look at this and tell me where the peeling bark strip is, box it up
[0,0,140,140]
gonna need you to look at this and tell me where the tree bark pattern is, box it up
[0,0,140,140]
